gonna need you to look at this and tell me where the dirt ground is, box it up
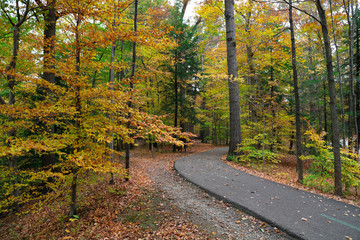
[133,143,295,239]
[0,142,298,239]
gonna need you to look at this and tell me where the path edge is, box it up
[173,149,304,240]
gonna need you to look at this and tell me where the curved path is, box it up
[174,147,360,240]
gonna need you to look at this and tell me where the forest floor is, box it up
[0,142,292,240]
[0,142,357,239]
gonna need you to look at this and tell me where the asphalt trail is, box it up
[174,147,360,240]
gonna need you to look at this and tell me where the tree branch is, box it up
[282,0,322,25]
[0,5,15,26]
[34,0,46,10]
[18,0,31,26]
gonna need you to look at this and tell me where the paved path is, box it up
[174,147,360,240]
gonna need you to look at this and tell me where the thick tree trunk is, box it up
[43,1,57,85]
[315,0,342,196]
[289,0,303,182]
[224,0,242,156]
[41,0,58,167]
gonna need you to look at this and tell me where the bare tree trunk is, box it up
[315,0,343,196]
[356,10,360,147]
[125,0,138,179]
[109,18,116,185]
[344,0,358,150]
[244,1,257,124]
[173,61,179,152]
[224,0,242,156]
[289,0,303,182]
[329,0,347,148]
[199,97,208,143]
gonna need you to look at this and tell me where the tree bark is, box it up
[108,17,116,185]
[40,0,58,167]
[69,172,77,216]
[329,0,347,148]
[199,97,208,143]
[315,0,342,196]
[43,0,57,85]
[244,1,257,123]
[224,0,242,156]
[323,79,328,141]
[344,0,358,150]
[125,0,138,178]
[289,0,303,182]
[356,9,360,146]
[173,60,179,152]
[69,13,82,217]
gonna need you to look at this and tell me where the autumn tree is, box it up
[224,0,242,156]
[159,0,202,153]
[0,0,34,211]
[314,0,342,196]
[288,0,303,182]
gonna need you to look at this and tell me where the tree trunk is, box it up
[244,0,257,124]
[69,14,82,216]
[329,0,347,148]
[344,0,358,150]
[356,9,360,146]
[40,0,58,167]
[7,24,20,213]
[69,172,77,216]
[323,80,328,141]
[173,61,179,152]
[289,0,303,182]
[224,0,242,156]
[4,0,31,211]
[43,1,57,85]
[125,0,138,178]
[315,0,343,196]
[199,97,208,143]
[108,25,116,185]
